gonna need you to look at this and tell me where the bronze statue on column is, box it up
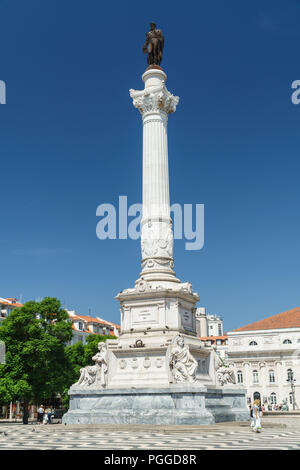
[142,22,164,67]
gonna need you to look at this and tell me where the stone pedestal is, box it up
[63,386,248,425]
[105,331,214,389]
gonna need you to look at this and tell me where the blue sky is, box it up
[1,0,300,331]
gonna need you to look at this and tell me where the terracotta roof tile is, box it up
[199,335,228,345]
[233,307,300,332]
[0,299,23,308]
[68,313,119,330]
[199,335,228,340]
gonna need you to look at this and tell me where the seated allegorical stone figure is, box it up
[215,354,236,386]
[73,342,108,388]
[169,335,198,383]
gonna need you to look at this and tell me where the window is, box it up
[216,340,222,345]
[78,322,83,330]
[283,339,292,344]
[218,323,222,336]
[270,393,277,405]
[253,370,259,384]
[269,370,275,383]
[249,341,258,346]
[237,370,243,384]
[287,369,294,381]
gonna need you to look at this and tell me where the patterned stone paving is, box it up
[0,423,300,450]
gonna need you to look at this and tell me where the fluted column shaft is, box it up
[130,68,180,286]
[142,113,170,221]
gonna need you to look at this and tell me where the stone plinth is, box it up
[62,386,249,425]
[117,284,199,336]
[105,332,213,389]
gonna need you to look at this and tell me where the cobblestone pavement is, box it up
[0,419,300,450]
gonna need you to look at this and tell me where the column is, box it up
[130,68,180,286]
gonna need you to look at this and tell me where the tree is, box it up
[0,297,72,424]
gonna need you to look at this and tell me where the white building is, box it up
[195,307,224,337]
[0,298,23,325]
[200,335,229,362]
[195,307,227,360]
[67,311,120,345]
[228,307,300,408]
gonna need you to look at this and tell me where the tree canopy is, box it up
[0,297,73,417]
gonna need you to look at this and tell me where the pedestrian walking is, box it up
[37,405,44,424]
[250,399,262,433]
[47,408,52,424]
[43,409,48,424]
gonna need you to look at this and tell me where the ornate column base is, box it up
[116,283,199,335]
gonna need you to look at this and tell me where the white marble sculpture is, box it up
[73,342,108,388]
[215,355,236,386]
[169,335,198,383]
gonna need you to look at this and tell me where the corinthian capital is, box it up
[129,85,179,116]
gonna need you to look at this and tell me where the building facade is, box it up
[228,307,300,408]
[195,308,224,337]
[0,297,23,325]
[195,307,227,361]
[67,311,120,345]
[200,336,228,362]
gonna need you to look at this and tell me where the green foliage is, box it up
[0,297,117,411]
[0,297,73,406]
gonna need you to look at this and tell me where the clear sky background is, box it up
[1,0,300,331]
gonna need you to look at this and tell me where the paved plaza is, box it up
[0,417,300,450]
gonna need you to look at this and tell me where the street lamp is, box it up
[287,376,297,411]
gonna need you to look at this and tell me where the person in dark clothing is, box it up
[37,405,44,423]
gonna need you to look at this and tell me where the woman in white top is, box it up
[251,399,262,432]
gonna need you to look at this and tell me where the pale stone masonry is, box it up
[62,64,248,425]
